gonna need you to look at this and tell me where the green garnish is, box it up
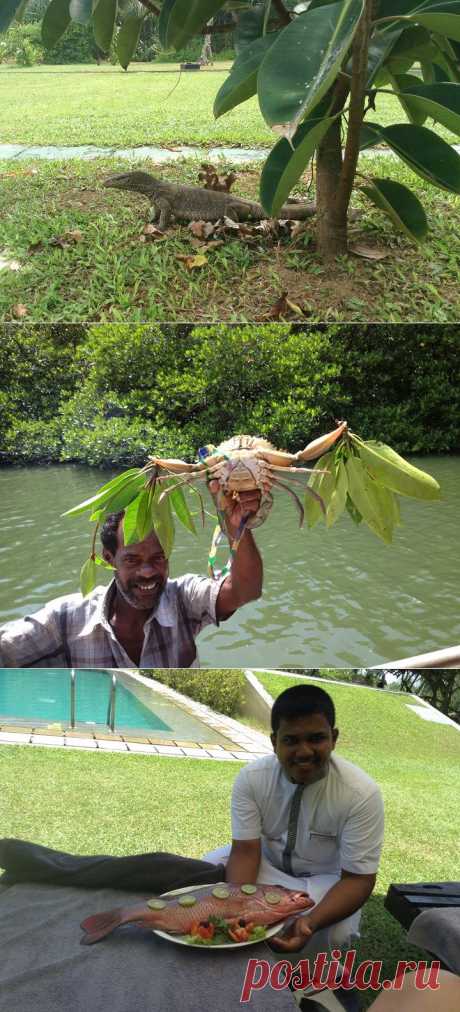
[240,884,257,894]
[212,886,230,899]
[264,891,282,904]
[178,894,197,906]
[147,898,166,909]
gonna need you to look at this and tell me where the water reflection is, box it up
[0,460,458,666]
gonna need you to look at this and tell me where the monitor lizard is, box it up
[103,171,317,229]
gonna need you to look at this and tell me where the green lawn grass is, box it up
[1,154,459,323]
[0,63,457,147]
[2,677,459,1008]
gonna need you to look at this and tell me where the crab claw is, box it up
[295,421,348,462]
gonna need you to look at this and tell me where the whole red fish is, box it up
[80,882,314,945]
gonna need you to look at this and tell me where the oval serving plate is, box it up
[152,883,285,950]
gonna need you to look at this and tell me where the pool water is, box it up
[0,668,171,732]
[0,669,233,744]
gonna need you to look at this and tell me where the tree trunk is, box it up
[316,118,348,259]
[315,0,373,260]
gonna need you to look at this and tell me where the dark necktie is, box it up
[282,783,305,876]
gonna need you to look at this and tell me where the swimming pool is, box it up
[0,668,232,744]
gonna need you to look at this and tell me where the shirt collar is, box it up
[99,578,176,630]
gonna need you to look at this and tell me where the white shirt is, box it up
[231,753,384,877]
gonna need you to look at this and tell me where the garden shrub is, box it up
[146,669,246,717]
[1,324,459,468]
[0,23,43,65]
[59,417,194,468]
[1,419,63,464]
[42,22,97,64]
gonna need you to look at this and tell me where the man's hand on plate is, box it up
[270,914,315,952]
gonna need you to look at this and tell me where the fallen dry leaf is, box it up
[349,243,390,260]
[176,253,208,270]
[198,164,237,192]
[139,224,167,242]
[11,303,28,319]
[267,291,306,320]
[49,229,83,249]
[188,219,216,239]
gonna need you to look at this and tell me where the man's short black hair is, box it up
[271,683,336,734]
[100,511,124,556]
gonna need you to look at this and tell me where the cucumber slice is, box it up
[212,886,230,899]
[147,898,166,910]
[178,894,197,907]
[264,891,282,904]
[240,884,257,894]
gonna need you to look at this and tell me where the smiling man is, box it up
[0,484,264,668]
[204,683,384,958]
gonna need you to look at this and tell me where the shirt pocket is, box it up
[305,830,339,870]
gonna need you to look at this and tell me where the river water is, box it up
[0,460,458,667]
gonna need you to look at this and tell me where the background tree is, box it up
[2,0,460,257]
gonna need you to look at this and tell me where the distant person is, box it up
[204,683,384,960]
[0,483,265,668]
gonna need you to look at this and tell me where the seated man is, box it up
[0,483,264,668]
[204,683,384,959]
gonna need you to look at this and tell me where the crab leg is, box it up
[296,421,348,462]
[270,477,305,528]
[146,457,205,474]
[269,464,330,476]
[158,473,209,499]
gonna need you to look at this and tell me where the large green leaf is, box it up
[69,0,92,24]
[260,98,334,216]
[42,0,71,47]
[351,437,441,499]
[366,27,405,85]
[345,455,395,543]
[169,487,197,535]
[151,486,175,558]
[258,0,364,135]
[63,468,142,517]
[214,33,279,118]
[368,121,460,192]
[389,72,428,125]
[326,459,348,527]
[234,4,270,52]
[123,488,155,545]
[117,12,143,69]
[395,81,460,136]
[361,177,428,240]
[408,3,460,43]
[305,451,336,527]
[80,556,97,596]
[360,121,382,148]
[93,0,117,51]
[159,0,225,50]
[0,0,26,31]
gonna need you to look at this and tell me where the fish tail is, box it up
[80,908,123,945]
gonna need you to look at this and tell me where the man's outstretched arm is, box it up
[210,482,264,619]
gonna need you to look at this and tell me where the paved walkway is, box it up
[0,672,272,762]
[0,143,267,163]
[4,142,459,164]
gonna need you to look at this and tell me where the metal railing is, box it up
[374,645,460,669]
[70,668,76,728]
[106,674,117,732]
[69,669,117,731]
